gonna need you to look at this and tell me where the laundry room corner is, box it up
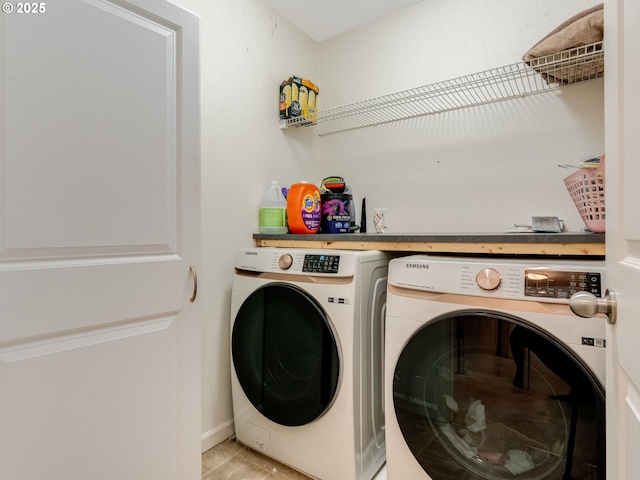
[7,0,637,478]
[315,0,604,234]
[171,0,607,463]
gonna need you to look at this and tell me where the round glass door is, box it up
[393,311,605,480]
[232,283,340,427]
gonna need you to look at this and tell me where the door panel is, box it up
[614,0,640,386]
[623,378,640,477]
[2,318,176,479]
[2,0,177,258]
[0,1,200,479]
[604,0,640,478]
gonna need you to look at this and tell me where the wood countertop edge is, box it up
[253,238,605,256]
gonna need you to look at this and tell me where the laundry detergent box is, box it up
[321,192,352,233]
[279,76,319,123]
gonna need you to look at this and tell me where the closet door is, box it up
[604,0,640,478]
[0,2,200,479]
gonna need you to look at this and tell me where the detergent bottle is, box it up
[259,181,287,234]
[287,182,321,234]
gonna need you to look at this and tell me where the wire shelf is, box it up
[281,41,604,136]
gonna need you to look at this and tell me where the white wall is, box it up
[315,0,604,233]
[172,0,605,452]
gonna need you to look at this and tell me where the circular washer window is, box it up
[232,283,340,426]
[393,311,605,480]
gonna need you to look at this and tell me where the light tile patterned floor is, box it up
[202,437,388,480]
[202,438,313,480]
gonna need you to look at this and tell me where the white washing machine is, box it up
[384,255,606,480]
[231,247,392,480]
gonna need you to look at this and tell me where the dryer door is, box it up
[393,311,605,480]
[232,283,340,427]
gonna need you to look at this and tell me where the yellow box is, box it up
[279,76,319,121]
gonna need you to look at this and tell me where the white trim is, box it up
[201,419,235,453]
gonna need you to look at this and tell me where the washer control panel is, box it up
[524,269,602,299]
[302,254,340,273]
[234,248,362,277]
[388,255,606,303]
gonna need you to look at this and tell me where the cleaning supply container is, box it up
[287,182,321,234]
[320,192,352,233]
[259,181,288,234]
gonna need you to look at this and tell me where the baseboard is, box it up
[201,419,235,453]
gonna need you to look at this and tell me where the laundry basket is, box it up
[563,155,605,233]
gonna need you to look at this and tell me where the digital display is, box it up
[524,270,602,299]
[302,254,340,273]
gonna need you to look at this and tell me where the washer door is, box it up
[393,311,605,480]
[232,283,340,427]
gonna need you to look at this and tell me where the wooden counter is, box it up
[254,232,605,257]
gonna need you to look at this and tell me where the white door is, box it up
[604,0,640,478]
[0,1,200,479]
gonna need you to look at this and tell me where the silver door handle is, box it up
[189,264,197,302]
[569,289,616,324]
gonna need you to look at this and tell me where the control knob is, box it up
[278,254,293,270]
[476,268,502,291]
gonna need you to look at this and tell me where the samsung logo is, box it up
[406,263,429,269]
[245,251,258,255]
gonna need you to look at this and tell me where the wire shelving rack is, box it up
[280,41,604,137]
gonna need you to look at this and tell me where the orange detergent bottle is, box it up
[286,182,321,234]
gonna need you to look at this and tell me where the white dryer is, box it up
[231,248,391,480]
[384,255,606,480]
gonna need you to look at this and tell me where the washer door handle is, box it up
[569,289,616,324]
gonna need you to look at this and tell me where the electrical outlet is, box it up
[379,208,387,228]
[374,208,387,231]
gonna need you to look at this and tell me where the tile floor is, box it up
[202,438,388,480]
[202,438,313,480]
